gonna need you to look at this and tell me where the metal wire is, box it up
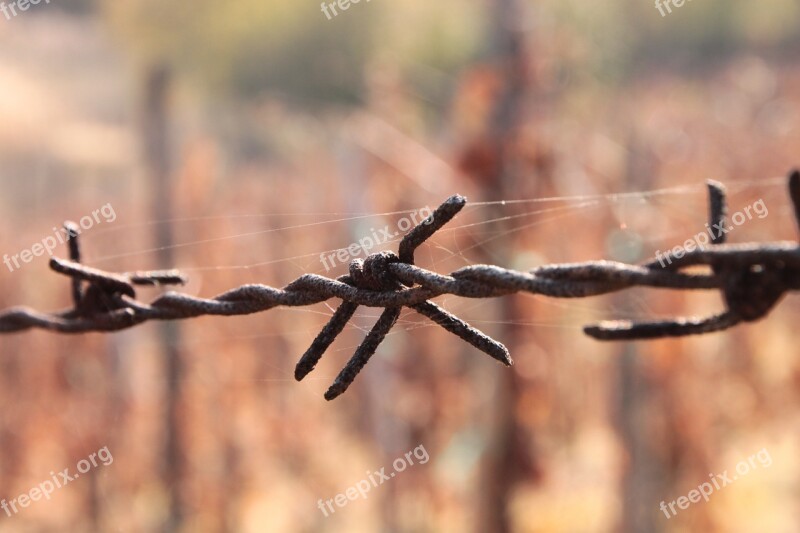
[2,171,799,399]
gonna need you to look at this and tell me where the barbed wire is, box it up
[2,171,799,399]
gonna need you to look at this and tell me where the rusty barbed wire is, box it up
[2,171,800,399]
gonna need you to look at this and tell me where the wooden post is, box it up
[142,63,184,533]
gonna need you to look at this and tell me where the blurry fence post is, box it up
[141,63,184,533]
[335,135,403,531]
[616,129,661,533]
[477,0,534,531]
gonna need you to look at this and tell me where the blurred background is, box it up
[0,0,798,531]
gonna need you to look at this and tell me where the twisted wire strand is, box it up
[1,171,799,399]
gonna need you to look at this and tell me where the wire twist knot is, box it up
[350,251,403,291]
[720,262,794,321]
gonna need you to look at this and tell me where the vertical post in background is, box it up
[142,63,184,533]
[477,0,534,531]
[335,136,403,531]
[616,129,658,533]
[616,131,713,532]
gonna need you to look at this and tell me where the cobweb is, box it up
[16,176,796,385]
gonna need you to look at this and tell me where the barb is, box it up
[2,171,800,399]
